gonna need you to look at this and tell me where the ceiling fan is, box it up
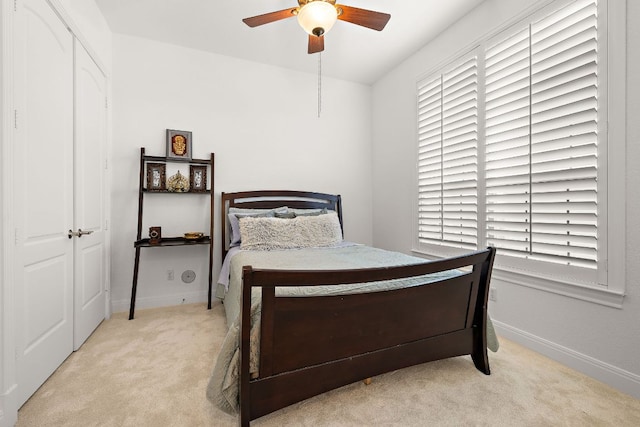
[242,0,391,54]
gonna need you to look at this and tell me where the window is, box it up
[415,0,625,304]
[417,56,478,250]
[485,0,599,269]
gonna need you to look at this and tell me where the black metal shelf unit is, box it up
[129,147,215,319]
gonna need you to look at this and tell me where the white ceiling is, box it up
[95,0,485,85]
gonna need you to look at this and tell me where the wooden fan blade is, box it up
[242,8,297,27]
[337,5,390,31]
[308,34,324,54]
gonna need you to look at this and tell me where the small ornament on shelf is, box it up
[167,170,189,192]
[184,231,204,241]
[149,226,162,245]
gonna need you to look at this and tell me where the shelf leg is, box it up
[129,247,142,320]
[208,244,214,310]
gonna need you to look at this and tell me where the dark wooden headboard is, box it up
[220,190,343,260]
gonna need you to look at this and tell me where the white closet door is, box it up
[73,40,107,350]
[13,0,74,407]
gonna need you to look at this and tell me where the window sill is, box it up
[491,266,625,309]
[411,248,625,309]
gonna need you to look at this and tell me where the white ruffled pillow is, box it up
[227,206,288,247]
[239,211,342,251]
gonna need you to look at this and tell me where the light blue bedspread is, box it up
[207,245,499,415]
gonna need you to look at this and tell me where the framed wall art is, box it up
[146,163,166,191]
[166,129,192,161]
[190,165,207,192]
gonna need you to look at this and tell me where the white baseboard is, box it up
[493,320,640,399]
[111,290,209,315]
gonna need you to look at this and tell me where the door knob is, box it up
[68,228,95,239]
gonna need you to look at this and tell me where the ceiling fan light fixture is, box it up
[297,1,338,37]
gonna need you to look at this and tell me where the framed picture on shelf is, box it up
[146,163,166,191]
[190,165,207,192]
[166,129,192,161]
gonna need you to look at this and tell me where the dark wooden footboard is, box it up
[239,247,496,426]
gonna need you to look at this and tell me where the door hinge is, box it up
[105,219,109,230]
[14,0,17,12]
[14,228,19,244]
[14,109,18,129]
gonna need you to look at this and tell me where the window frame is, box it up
[413,0,626,308]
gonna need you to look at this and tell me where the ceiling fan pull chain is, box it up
[318,52,322,118]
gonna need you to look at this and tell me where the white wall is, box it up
[110,34,374,312]
[372,0,640,398]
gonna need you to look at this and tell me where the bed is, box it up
[207,190,497,426]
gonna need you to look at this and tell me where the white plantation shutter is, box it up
[417,57,478,249]
[415,0,624,297]
[485,28,532,256]
[485,0,598,268]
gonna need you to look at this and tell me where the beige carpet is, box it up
[16,302,640,427]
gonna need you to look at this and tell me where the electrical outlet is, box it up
[489,289,497,302]
[167,269,174,281]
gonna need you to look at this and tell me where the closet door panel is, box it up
[73,40,107,349]
[13,0,74,407]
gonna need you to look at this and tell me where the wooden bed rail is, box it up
[239,247,496,425]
